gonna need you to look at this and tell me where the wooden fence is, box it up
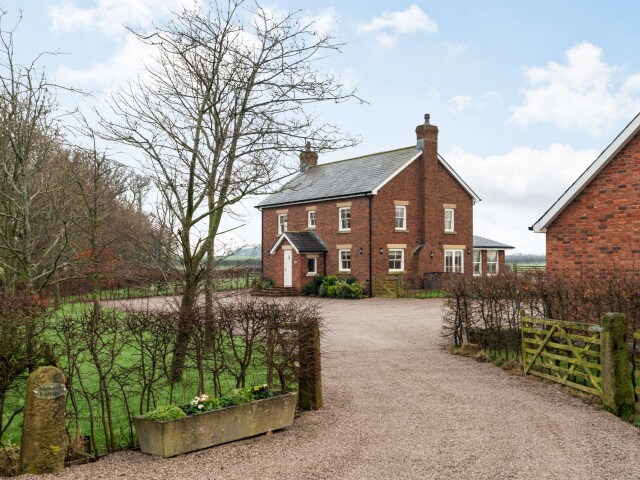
[510,264,546,273]
[521,315,604,396]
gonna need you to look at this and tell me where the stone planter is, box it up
[134,392,297,457]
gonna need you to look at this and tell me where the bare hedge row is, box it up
[0,295,322,458]
[442,271,640,358]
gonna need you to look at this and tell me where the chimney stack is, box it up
[300,141,318,168]
[416,113,438,143]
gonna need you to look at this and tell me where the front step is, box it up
[251,287,300,297]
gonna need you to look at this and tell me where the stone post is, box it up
[19,366,67,475]
[297,317,323,411]
[600,313,635,416]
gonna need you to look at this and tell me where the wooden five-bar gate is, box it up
[521,315,604,397]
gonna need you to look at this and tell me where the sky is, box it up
[5,0,640,254]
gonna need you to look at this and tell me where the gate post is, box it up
[297,317,323,411]
[600,313,634,416]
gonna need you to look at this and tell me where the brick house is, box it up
[472,236,514,275]
[256,114,481,294]
[530,113,640,277]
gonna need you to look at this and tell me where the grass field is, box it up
[1,303,268,455]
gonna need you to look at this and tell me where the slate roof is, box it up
[269,231,328,254]
[473,235,514,250]
[257,144,481,208]
[256,147,420,208]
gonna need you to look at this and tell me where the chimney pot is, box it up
[300,142,318,168]
[424,113,431,125]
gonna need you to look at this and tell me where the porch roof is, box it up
[269,231,328,255]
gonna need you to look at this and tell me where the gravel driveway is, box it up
[29,297,640,479]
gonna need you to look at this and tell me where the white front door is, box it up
[283,250,293,287]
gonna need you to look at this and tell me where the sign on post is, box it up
[19,366,68,475]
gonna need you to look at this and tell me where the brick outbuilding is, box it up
[531,113,640,277]
[256,114,482,294]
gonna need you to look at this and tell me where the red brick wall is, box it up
[546,132,640,277]
[261,196,370,290]
[371,156,423,281]
[417,123,474,275]
[474,249,507,275]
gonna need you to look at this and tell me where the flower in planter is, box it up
[184,394,221,415]
[163,385,275,416]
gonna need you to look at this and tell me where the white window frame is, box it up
[444,208,455,233]
[473,250,482,276]
[339,207,351,232]
[487,250,499,275]
[444,249,464,273]
[338,249,351,272]
[307,257,317,276]
[277,213,288,235]
[395,205,407,231]
[308,210,316,229]
[388,248,404,272]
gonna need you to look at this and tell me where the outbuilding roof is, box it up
[530,111,640,233]
[269,231,328,255]
[473,235,514,250]
[256,146,480,209]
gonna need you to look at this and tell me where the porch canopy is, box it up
[269,231,328,255]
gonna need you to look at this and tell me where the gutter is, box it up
[255,192,372,211]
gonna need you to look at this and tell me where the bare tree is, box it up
[0,11,74,292]
[66,137,130,318]
[101,0,361,382]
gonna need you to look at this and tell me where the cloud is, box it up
[449,95,472,113]
[510,42,640,135]
[374,32,397,49]
[302,7,339,36]
[56,35,153,88]
[51,0,198,89]
[448,91,501,114]
[357,4,437,48]
[50,0,195,38]
[443,41,467,56]
[445,143,599,253]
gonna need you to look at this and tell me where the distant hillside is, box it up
[216,245,261,268]
[506,253,546,265]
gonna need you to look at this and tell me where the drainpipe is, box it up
[368,194,373,298]
[323,252,327,278]
[260,209,264,279]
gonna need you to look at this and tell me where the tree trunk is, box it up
[204,242,216,349]
[170,280,198,383]
[53,282,62,310]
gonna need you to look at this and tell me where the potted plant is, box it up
[134,385,297,457]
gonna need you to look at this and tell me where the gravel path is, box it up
[28,297,640,479]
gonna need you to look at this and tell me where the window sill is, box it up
[338,270,351,274]
[337,230,351,234]
[444,231,456,235]
[394,229,408,233]
[388,270,406,274]
[307,226,316,230]
[306,272,318,277]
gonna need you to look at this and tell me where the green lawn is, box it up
[2,304,268,455]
